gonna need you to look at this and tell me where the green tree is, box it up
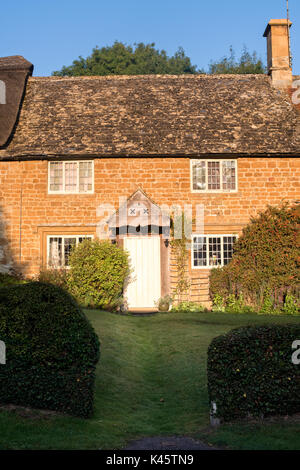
[53,41,197,76]
[209,46,266,74]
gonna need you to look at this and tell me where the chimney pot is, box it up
[263,19,292,88]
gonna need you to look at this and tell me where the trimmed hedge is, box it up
[68,239,130,309]
[0,282,100,418]
[207,325,300,421]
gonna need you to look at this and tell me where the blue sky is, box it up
[1,0,299,75]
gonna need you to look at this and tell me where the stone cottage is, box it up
[0,19,299,309]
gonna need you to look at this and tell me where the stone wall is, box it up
[0,156,299,304]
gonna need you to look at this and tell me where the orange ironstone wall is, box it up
[0,157,299,303]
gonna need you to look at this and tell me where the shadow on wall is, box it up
[0,205,28,277]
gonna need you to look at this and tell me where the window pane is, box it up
[192,161,206,190]
[193,236,207,266]
[48,236,93,268]
[78,236,92,243]
[223,236,237,265]
[64,162,78,192]
[207,162,221,190]
[222,161,236,190]
[208,237,222,266]
[49,237,62,267]
[63,237,76,266]
[79,161,93,192]
[65,163,77,192]
[49,162,63,192]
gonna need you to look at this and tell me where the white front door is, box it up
[124,236,161,309]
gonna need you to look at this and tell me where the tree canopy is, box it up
[52,41,198,76]
[52,42,265,76]
[208,46,266,74]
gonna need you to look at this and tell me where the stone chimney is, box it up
[263,19,292,88]
[0,56,33,147]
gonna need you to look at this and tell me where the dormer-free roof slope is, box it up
[0,73,299,159]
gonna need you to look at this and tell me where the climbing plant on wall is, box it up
[170,212,192,302]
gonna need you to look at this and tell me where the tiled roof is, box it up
[1,74,300,159]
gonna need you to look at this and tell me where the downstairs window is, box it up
[47,235,93,267]
[192,234,238,268]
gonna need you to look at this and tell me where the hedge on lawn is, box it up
[207,325,300,421]
[0,282,100,418]
[67,239,130,309]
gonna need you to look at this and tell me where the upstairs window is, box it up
[192,234,238,268]
[47,235,93,267]
[191,159,237,192]
[48,161,94,194]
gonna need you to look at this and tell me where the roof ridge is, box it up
[29,74,270,81]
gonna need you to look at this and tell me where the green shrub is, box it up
[155,295,173,312]
[226,293,243,312]
[0,282,100,418]
[67,239,130,309]
[209,204,300,311]
[209,267,232,302]
[171,301,205,313]
[212,293,255,314]
[211,294,226,312]
[0,273,27,288]
[37,268,69,290]
[207,324,300,421]
[283,294,300,316]
[226,294,255,314]
[259,289,277,315]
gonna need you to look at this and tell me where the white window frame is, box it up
[48,160,94,194]
[47,234,93,268]
[191,234,238,269]
[190,159,238,193]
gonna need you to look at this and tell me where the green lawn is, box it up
[0,310,299,450]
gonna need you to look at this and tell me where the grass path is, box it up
[0,311,299,449]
